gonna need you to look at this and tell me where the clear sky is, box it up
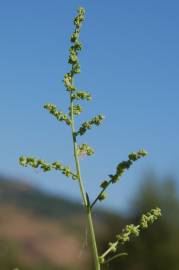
[0,0,179,213]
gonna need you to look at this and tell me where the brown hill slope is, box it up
[0,176,114,270]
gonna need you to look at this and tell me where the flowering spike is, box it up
[140,207,162,229]
[100,207,161,262]
[75,115,105,136]
[128,149,148,161]
[67,7,85,77]
[19,156,78,180]
[111,149,148,183]
[91,150,148,209]
[116,224,140,245]
[44,104,71,125]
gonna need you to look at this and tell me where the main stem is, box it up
[70,98,101,270]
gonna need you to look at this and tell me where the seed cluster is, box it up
[19,156,78,180]
[76,115,104,136]
[77,143,94,156]
[116,207,161,245]
[140,207,162,229]
[100,150,148,192]
[63,7,85,92]
[110,149,148,183]
[44,104,71,125]
[99,207,161,264]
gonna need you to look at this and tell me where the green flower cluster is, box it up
[44,104,71,125]
[110,149,148,183]
[63,73,76,91]
[116,224,140,245]
[76,115,104,136]
[99,207,161,264]
[128,149,148,161]
[77,143,94,156]
[63,7,93,131]
[115,207,161,247]
[103,224,140,255]
[99,150,147,190]
[73,7,85,27]
[19,156,77,180]
[100,180,109,189]
[71,91,91,101]
[90,150,148,208]
[98,192,107,201]
[140,207,162,229]
[64,7,85,87]
[69,104,83,116]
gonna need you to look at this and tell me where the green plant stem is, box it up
[70,96,101,270]
[101,241,118,259]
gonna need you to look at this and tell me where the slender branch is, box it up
[103,253,128,264]
[100,241,118,259]
[91,180,112,209]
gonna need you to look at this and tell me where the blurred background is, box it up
[0,0,179,269]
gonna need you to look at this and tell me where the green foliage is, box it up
[19,7,161,270]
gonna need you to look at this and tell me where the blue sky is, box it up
[0,0,179,213]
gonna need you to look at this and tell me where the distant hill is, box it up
[0,175,84,219]
[1,174,178,270]
[0,175,122,270]
[0,175,86,269]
